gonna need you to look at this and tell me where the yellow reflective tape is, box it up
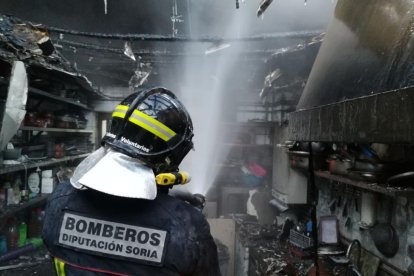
[129,116,170,141]
[54,258,59,275]
[116,105,129,111]
[54,258,66,276]
[112,111,126,119]
[111,105,177,141]
[112,105,128,118]
[128,110,176,141]
[132,110,176,137]
[59,261,66,276]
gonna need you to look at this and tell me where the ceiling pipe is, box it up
[57,39,294,57]
[46,25,323,42]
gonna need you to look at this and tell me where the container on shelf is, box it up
[0,235,7,254]
[7,219,18,251]
[18,221,27,247]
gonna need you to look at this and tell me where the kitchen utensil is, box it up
[287,150,325,170]
[347,169,387,183]
[327,157,353,175]
[353,159,399,174]
[370,223,399,257]
[342,197,348,217]
[387,171,414,188]
[359,192,376,229]
[3,148,22,160]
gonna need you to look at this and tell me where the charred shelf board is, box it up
[315,171,414,196]
[221,121,276,127]
[29,87,91,110]
[0,195,48,221]
[222,143,273,148]
[20,126,93,133]
[288,87,414,143]
[0,153,89,175]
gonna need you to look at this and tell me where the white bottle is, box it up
[28,172,40,198]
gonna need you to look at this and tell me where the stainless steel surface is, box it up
[298,0,414,109]
[387,171,414,187]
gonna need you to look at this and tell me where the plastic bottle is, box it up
[28,208,44,238]
[37,210,45,236]
[0,235,7,254]
[28,172,40,199]
[28,210,37,238]
[7,220,18,251]
[12,179,21,205]
[18,222,27,247]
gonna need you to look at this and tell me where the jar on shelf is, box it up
[54,143,65,159]
[0,235,7,254]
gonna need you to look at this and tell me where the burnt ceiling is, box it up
[0,0,334,102]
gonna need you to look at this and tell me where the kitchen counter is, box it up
[233,214,341,276]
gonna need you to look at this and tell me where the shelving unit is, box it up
[29,87,91,110]
[222,143,273,148]
[0,153,89,175]
[314,170,414,196]
[0,195,48,222]
[221,121,275,127]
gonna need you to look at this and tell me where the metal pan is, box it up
[387,171,414,188]
[370,223,399,258]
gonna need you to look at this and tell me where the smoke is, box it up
[0,0,336,196]
[158,0,336,195]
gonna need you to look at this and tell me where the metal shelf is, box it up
[20,126,93,133]
[0,195,48,221]
[222,143,273,148]
[0,153,89,175]
[29,87,91,110]
[221,121,275,127]
[314,170,414,197]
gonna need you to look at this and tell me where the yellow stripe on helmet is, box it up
[112,111,126,119]
[129,110,176,141]
[112,105,128,118]
[133,110,176,137]
[111,105,176,141]
[115,105,129,111]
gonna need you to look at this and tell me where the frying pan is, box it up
[370,223,399,258]
[387,171,414,188]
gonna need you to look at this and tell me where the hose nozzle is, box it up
[155,171,191,186]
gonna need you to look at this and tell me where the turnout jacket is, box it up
[42,182,221,276]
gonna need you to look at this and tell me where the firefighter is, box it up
[42,87,221,276]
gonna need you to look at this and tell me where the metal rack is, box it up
[0,154,89,175]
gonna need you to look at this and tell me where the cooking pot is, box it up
[370,223,399,258]
[353,159,399,173]
[287,150,326,171]
[327,157,353,175]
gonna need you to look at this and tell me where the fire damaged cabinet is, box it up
[0,61,99,265]
[284,0,414,273]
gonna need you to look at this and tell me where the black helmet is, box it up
[102,87,194,173]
